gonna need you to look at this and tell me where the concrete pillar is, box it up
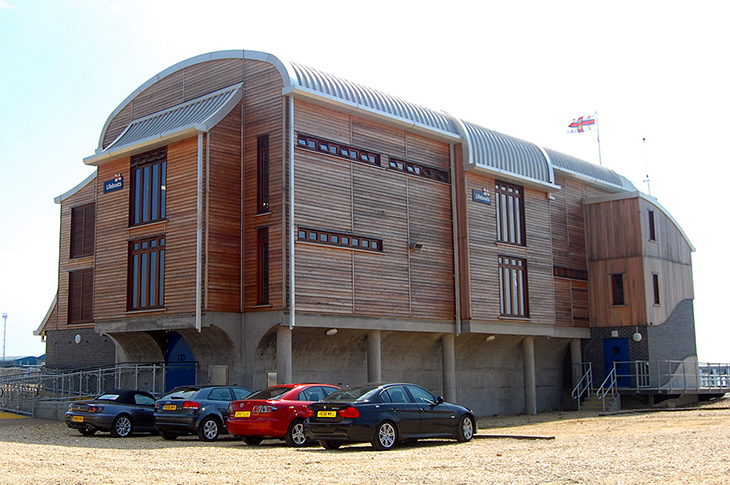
[276,326,293,384]
[442,333,456,402]
[522,336,537,415]
[570,338,583,388]
[367,331,382,382]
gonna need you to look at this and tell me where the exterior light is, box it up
[485,335,496,342]
[325,328,338,336]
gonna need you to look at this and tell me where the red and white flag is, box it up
[567,114,596,133]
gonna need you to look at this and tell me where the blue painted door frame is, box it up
[165,332,196,391]
[603,338,630,387]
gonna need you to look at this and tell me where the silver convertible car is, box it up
[65,389,157,437]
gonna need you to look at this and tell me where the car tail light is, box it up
[182,401,200,410]
[252,405,277,413]
[87,405,104,413]
[338,407,359,418]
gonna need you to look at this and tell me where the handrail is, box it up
[595,366,617,410]
[571,363,593,410]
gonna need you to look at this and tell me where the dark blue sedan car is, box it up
[304,383,476,450]
[154,385,252,441]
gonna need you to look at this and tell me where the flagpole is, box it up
[595,110,603,166]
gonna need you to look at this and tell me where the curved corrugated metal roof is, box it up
[460,121,554,186]
[290,63,458,136]
[545,148,635,191]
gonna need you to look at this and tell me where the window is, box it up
[611,274,625,305]
[68,269,93,324]
[130,147,167,226]
[652,273,660,305]
[257,227,269,305]
[648,210,656,241]
[296,133,380,166]
[296,226,383,252]
[388,158,450,183]
[495,181,525,246]
[257,135,269,214]
[498,256,529,317]
[128,236,165,310]
[70,203,95,258]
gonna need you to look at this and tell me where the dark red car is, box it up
[227,383,339,446]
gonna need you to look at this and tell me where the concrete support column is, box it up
[367,331,382,383]
[570,338,583,388]
[442,333,456,403]
[522,336,537,415]
[276,326,293,384]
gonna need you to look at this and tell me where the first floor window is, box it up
[68,269,93,323]
[129,236,165,310]
[611,274,625,306]
[495,180,525,246]
[498,256,529,317]
[130,147,167,226]
[257,228,269,305]
[70,203,95,258]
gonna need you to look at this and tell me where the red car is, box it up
[227,383,339,446]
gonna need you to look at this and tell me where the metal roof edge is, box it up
[284,86,461,143]
[85,125,203,166]
[466,164,561,192]
[54,171,97,204]
[553,165,632,194]
[584,191,695,252]
[34,293,57,336]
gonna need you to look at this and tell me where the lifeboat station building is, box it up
[37,50,698,416]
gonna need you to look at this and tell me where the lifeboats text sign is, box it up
[104,174,123,193]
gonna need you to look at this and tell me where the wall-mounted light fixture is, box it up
[485,335,496,342]
[74,334,82,344]
[409,242,424,252]
[325,328,338,336]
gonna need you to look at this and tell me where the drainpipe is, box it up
[196,133,203,332]
[449,144,461,335]
[288,98,295,330]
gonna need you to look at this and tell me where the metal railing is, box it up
[571,362,593,410]
[0,362,196,417]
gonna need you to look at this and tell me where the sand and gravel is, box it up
[1,399,730,484]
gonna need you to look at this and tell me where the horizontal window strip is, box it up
[388,158,449,183]
[296,133,380,166]
[553,266,588,281]
[297,227,383,252]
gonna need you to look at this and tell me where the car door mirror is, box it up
[435,396,444,405]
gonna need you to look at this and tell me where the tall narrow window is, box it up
[70,203,95,258]
[257,135,269,214]
[130,147,167,226]
[648,210,656,241]
[652,273,660,305]
[128,236,165,310]
[611,274,625,305]
[68,269,93,324]
[495,181,525,246]
[257,227,269,305]
[498,256,529,317]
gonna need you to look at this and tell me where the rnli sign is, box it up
[472,188,491,205]
[104,174,123,193]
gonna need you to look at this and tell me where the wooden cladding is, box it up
[70,203,95,259]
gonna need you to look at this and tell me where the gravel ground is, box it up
[1,399,730,484]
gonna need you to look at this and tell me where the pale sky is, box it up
[1,0,728,361]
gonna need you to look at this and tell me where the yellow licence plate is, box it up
[72,415,84,423]
[163,404,177,411]
[317,410,337,418]
[234,411,251,418]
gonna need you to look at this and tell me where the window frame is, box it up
[296,226,383,253]
[498,256,529,318]
[648,210,657,241]
[128,236,165,311]
[257,227,269,305]
[495,180,526,246]
[257,135,270,214]
[652,273,660,305]
[611,273,625,306]
[130,147,167,227]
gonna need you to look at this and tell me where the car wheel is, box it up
[457,415,475,442]
[243,436,263,445]
[158,430,179,441]
[371,421,397,451]
[78,428,96,436]
[319,440,342,450]
[197,417,220,441]
[285,420,307,447]
[111,415,133,438]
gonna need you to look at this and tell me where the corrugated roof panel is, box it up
[545,148,634,190]
[107,85,241,151]
[290,63,457,135]
[463,121,553,184]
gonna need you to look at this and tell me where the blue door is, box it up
[603,338,630,387]
[165,332,196,391]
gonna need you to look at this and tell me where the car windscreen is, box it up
[246,387,290,400]
[323,385,380,402]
